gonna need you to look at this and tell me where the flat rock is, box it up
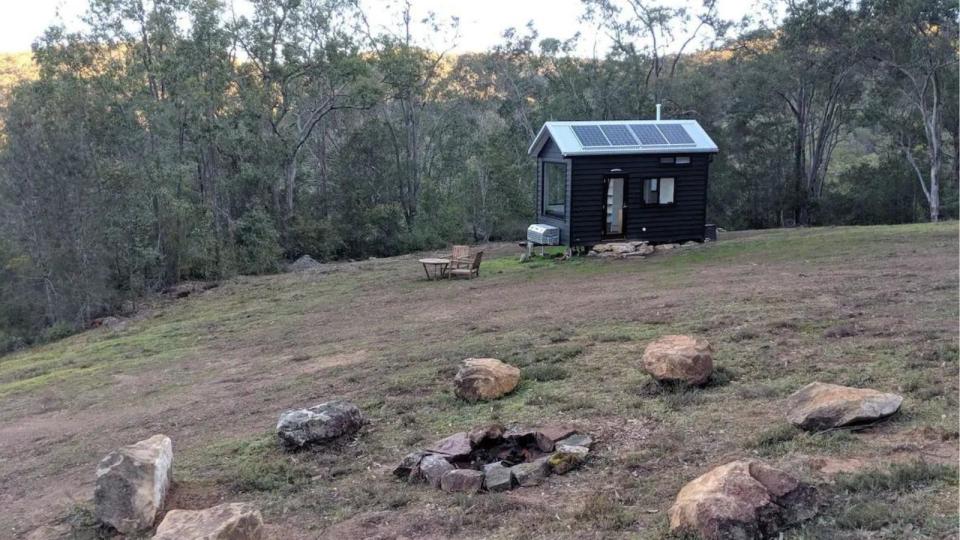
[785,382,903,430]
[668,460,817,539]
[426,432,473,459]
[276,401,363,449]
[454,358,521,401]
[548,444,588,474]
[94,434,173,534]
[641,335,714,386]
[483,462,514,492]
[510,457,551,487]
[556,433,592,448]
[440,469,484,493]
[154,503,264,540]
[419,454,455,488]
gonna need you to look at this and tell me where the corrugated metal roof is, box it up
[527,119,718,157]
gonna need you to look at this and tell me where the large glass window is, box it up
[643,178,675,205]
[543,161,567,217]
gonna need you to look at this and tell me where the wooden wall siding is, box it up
[569,153,709,246]
[538,138,564,160]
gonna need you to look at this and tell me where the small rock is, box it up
[668,460,817,539]
[154,503,264,540]
[276,401,364,449]
[440,469,484,493]
[393,451,428,480]
[548,444,589,474]
[454,358,521,401]
[468,423,506,445]
[641,335,714,386]
[426,431,473,459]
[94,434,173,535]
[510,457,551,487]
[786,382,903,430]
[419,455,455,488]
[483,462,514,492]
[654,243,679,252]
[556,433,592,448]
[289,254,321,272]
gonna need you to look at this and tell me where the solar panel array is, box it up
[571,123,695,149]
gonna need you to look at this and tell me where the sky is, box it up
[0,0,763,55]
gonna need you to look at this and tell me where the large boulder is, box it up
[453,358,521,401]
[785,382,903,430]
[641,335,714,386]
[94,434,173,534]
[669,460,817,540]
[276,401,363,449]
[153,503,264,540]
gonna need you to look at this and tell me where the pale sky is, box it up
[0,0,765,56]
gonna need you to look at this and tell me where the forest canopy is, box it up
[0,0,957,350]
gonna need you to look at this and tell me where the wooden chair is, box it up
[450,245,470,269]
[449,251,483,279]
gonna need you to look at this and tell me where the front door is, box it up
[603,176,627,238]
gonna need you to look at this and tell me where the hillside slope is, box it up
[1,223,957,539]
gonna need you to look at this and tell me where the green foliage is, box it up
[0,0,956,348]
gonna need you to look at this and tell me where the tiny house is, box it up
[527,120,718,249]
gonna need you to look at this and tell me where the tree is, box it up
[860,0,959,222]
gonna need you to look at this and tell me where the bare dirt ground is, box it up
[1,223,957,539]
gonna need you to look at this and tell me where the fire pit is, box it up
[393,424,592,493]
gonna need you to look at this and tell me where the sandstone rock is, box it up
[154,503,264,540]
[393,451,428,480]
[609,243,635,254]
[419,454,455,488]
[668,460,817,540]
[483,462,514,492]
[635,243,655,255]
[94,434,173,534]
[592,243,614,253]
[24,525,70,540]
[276,401,363,449]
[468,423,506,445]
[440,469,484,493]
[510,457,551,487]
[548,445,589,474]
[641,335,714,386]
[785,382,903,430]
[556,433,592,449]
[453,358,521,401]
[426,431,473,459]
[535,425,578,444]
[654,243,679,252]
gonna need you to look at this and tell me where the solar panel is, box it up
[600,125,637,146]
[571,125,610,147]
[629,124,668,145]
[658,124,695,145]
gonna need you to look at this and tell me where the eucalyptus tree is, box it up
[859,0,959,222]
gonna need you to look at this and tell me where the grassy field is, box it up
[1,223,958,539]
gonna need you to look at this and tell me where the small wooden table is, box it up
[419,258,451,280]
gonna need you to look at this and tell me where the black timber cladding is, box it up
[536,140,710,247]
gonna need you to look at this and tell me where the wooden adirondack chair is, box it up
[449,251,483,279]
[449,245,470,269]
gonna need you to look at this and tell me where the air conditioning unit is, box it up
[527,224,560,246]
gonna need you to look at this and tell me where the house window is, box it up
[660,156,691,165]
[643,178,675,205]
[543,161,566,218]
[676,156,691,164]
